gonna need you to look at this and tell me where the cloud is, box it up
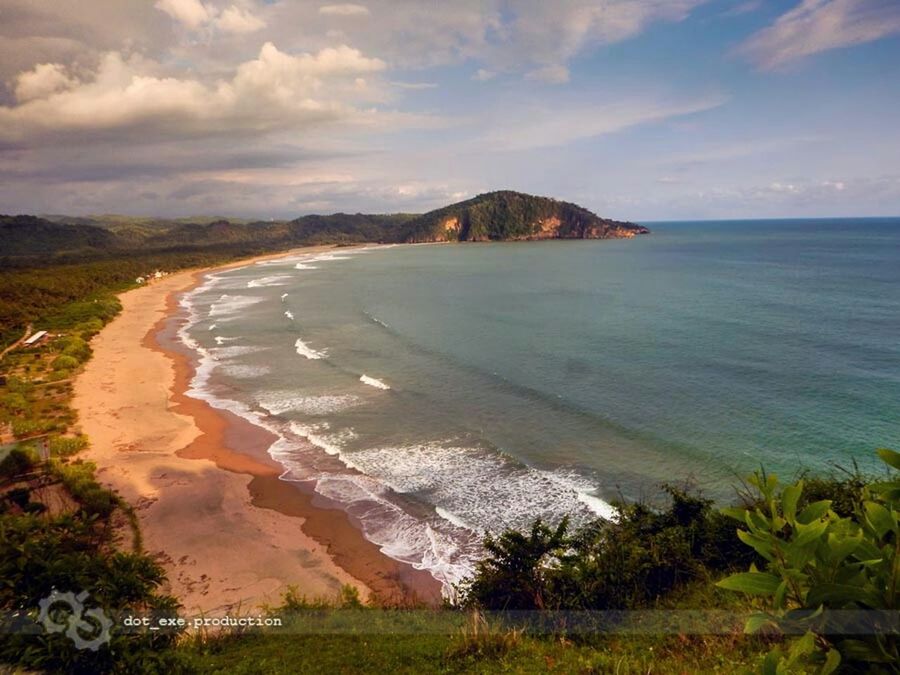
[738,0,900,69]
[389,81,438,89]
[319,4,370,16]
[154,0,211,29]
[524,65,570,84]
[216,5,266,33]
[0,43,388,144]
[154,0,265,34]
[13,63,78,102]
[482,94,728,151]
[472,68,496,81]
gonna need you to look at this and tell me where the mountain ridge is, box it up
[2,191,648,265]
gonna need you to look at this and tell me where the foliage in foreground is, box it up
[717,448,899,674]
[461,485,757,611]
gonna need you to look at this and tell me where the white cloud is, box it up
[154,0,265,34]
[472,68,496,81]
[154,0,212,29]
[319,4,370,17]
[482,95,728,151]
[0,43,389,143]
[14,63,78,102]
[390,81,438,90]
[216,5,266,33]
[524,65,570,84]
[738,0,900,70]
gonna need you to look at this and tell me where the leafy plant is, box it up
[717,449,899,673]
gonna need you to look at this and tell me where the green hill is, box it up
[402,191,648,242]
[1,191,647,266]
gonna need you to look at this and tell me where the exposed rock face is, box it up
[403,190,649,243]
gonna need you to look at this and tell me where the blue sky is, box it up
[1,0,898,219]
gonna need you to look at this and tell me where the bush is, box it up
[717,449,899,672]
[1,392,28,414]
[51,354,80,371]
[0,447,37,478]
[462,486,756,612]
[60,336,91,363]
[47,435,88,457]
[50,460,118,518]
[4,487,31,508]
[0,512,183,674]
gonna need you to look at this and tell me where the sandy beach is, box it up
[73,248,441,614]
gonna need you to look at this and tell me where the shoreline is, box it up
[73,246,441,614]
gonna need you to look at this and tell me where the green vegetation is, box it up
[716,449,899,673]
[461,485,757,611]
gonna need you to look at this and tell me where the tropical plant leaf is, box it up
[782,483,802,524]
[863,502,895,539]
[876,448,900,471]
[797,500,832,525]
[716,572,782,596]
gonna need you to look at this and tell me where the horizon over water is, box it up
[177,218,900,593]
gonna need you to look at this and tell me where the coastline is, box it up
[73,247,441,614]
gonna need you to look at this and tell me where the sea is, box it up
[177,218,900,593]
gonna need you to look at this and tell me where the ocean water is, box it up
[178,219,900,592]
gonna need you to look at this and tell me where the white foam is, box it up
[213,336,239,345]
[290,422,358,458]
[281,293,289,301]
[211,345,266,359]
[327,442,611,536]
[208,323,217,331]
[284,310,294,320]
[247,274,292,288]
[294,262,319,270]
[435,506,473,531]
[360,374,390,390]
[295,338,327,360]
[257,393,361,415]
[209,294,264,318]
[218,364,271,378]
[575,490,619,521]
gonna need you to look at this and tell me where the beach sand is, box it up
[73,249,441,614]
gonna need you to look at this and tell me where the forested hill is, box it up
[402,191,648,242]
[1,191,647,266]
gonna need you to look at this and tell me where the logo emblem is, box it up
[37,590,112,651]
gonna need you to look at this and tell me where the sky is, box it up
[0,0,899,221]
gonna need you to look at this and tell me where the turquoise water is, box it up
[181,219,900,589]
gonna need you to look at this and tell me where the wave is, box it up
[284,310,294,320]
[218,364,272,378]
[295,338,327,360]
[247,274,292,288]
[208,294,264,319]
[257,393,361,415]
[364,311,391,329]
[360,374,390,390]
[213,336,239,345]
[294,262,319,270]
[281,293,289,301]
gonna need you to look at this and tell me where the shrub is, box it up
[717,449,898,673]
[51,354,79,371]
[462,486,756,612]
[60,336,91,363]
[4,487,31,508]
[47,435,88,457]
[0,447,37,478]
[1,392,28,414]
